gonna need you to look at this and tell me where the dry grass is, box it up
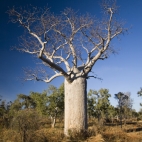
[1,129,21,142]
[1,128,65,142]
[87,134,105,142]
[1,126,142,142]
[102,126,142,142]
[1,118,142,142]
[30,128,65,142]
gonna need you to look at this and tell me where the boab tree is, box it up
[8,1,125,135]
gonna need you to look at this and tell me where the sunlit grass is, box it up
[1,117,142,142]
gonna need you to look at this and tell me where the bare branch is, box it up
[53,55,71,71]
[51,41,68,58]
[24,69,62,83]
[38,55,70,81]
[83,6,118,75]
[8,3,125,83]
[81,41,89,54]
[86,75,102,80]
[98,54,108,60]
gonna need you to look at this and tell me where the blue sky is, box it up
[0,0,142,111]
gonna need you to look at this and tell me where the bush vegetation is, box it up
[1,85,142,142]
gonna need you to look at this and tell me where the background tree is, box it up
[9,84,64,128]
[10,109,42,142]
[87,88,111,125]
[30,91,48,115]
[137,108,142,120]
[114,92,133,127]
[8,0,125,134]
[10,99,22,113]
[131,109,139,120]
[10,92,48,115]
[137,88,142,120]
[115,92,124,128]
[0,97,12,128]
[106,105,118,123]
[46,84,64,128]
[123,92,133,120]
[137,88,142,106]
[9,94,36,114]
[87,90,97,118]
[17,94,36,109]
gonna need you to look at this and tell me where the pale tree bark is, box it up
[50,116,56,128]
[64,76,87,135]
[8,1,126,135]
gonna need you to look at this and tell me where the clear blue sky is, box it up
[0,0,142,111]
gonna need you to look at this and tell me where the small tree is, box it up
[8,1,125,134]
[114,92,132,127]
[123,92,133,120]
[10,109,42,142]
[87,90,97,119]
[88,88,111,125]
[30,91,48,115]
[9,94,36,114]
[0,97,12,128]
[137,88,142,106]
[47,84,64,128]
[131,109,139,120]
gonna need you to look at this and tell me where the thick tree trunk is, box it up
[64,77,87,135]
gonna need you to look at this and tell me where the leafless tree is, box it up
[7,1,125,135]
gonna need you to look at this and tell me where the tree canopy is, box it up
[7,1,125,83]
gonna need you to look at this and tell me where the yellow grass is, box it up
[1,119,142,142]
